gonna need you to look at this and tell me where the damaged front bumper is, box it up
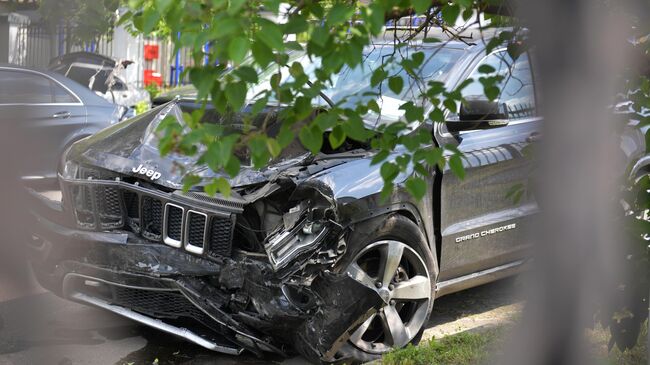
[27,188,381,361]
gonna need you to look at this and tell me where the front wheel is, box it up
[332,214,437,364]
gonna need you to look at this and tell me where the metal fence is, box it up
[10,23,195,88]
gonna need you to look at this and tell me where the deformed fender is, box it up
[292,272,383,363]
[295,153,437,256]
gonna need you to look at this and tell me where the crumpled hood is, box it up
[66,101,313,190]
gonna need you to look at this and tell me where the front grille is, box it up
[209,216,235,257]
[65,169,242,259]
[113,286,206,320]
[165,204,183,243]
[187,212,207,249]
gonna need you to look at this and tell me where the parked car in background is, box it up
[49,52,150,121]
[0,64,122,189]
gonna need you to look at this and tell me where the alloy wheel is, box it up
[345,240,432,354]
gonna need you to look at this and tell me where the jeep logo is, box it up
[132,164,161,181]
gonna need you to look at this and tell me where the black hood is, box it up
[66,101,315,190]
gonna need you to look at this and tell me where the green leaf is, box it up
[455,0,473,7]
[405,177,427,200]
[224,155,240,177]
[328,125,346,149]
[228,37,250,65]
[371,149,390,165]
[225,81,247,110]
[449,154,465,179]
[227,0,246,14]
[283,16,309,34]
[266,138,282,157]
[342,114,369,141]
[429,108,444,122]
[380,162,399,182]
[310,26,329,47]
[189,68,215,100]
[412,0,431,13]
[182,174,201,192]
[256,19,284,50]
[367,99,380,113]
[251,40,274,68]
[314,112,337,130]
[422,148,443,167]
[441,4,461,24]
[423,37,442,43]
[299,124,323,154]
[484,85,500,101]
[411,52,425,68]
[327,4,354,27]
[367,3,386,34]
[388,76,404,94]
[142,7,161,34]
[215,177,232,197]
[155,0,174,15]
[277,124,294,147]
[371,68,388,87]
[478,64,496,74]
[443,98,457,113]
[399,102,424,122]
[234,66,258,83]
[204,177,231,197]
[204,179,218,196]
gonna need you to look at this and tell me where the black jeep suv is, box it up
[28,32,648,364]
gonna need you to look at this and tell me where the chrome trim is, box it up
[184,210,208,255]
[0,66,83,105]
[163,203,184,248]
[68,292,243,355]
[442,202,539,237]
[435,259,526,298]
[630,155,650,179]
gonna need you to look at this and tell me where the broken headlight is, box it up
[265,219,329,271]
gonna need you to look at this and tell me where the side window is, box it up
[0,70,53,104]
[462,51,536,120]
[0,70,77,104]
[51,82,77,103]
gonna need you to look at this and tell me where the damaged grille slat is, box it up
[142,197,163,241]
[64,175,240,260]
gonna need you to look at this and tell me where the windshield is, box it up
[250,45,465,124]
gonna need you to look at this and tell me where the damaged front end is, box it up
[29,101,386,362]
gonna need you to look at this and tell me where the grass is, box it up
[382,329,503,365]
[586,322,648,365]
[382,323,648,365]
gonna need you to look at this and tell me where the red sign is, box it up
[144,44,159,60]
[144,69,162,87]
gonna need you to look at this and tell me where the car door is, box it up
[0,68,86,186]
[435,51,541,281]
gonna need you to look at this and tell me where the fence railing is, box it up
[10,23,196,88]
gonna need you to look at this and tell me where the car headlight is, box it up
[265,218,330,271]
[61,159,79,179]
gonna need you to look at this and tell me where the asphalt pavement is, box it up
[0,278,522,365]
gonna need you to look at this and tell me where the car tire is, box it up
[327,213,437,364]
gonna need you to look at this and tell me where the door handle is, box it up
[52,111,71,119]
[526,132,541,143]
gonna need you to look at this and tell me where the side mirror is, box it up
[446,97,509,132]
